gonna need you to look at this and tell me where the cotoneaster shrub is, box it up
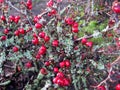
[0,0,120,90]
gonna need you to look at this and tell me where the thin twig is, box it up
[6,1,26,15]
[91,56,120,89]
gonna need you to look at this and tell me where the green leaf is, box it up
[24,50,33,60]
[37,73,44,80]
[0,80,11,86]
[81,77,87,87]
[97,62,105,70]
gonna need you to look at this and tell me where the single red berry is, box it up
[85,41,93,48]
[0,15,6,21]
[15,16,20,21]
[3,29,9,34]
[9,15,15,22]
[33,16,39,23]
[38,45,47,55]
[19,28,25,34]
[57,72,64,78]
[53,77,59,84]
[63,78,70,86]
[52,39,59,47]
[44,35,50,42]
[14,16,20,23]
[45,61,50,66]
[0,0,4,3]
[72,27,79,33]
[32,37,39,45]
[65,17,74,25]
[25,62,32,68]
[72,22,79,28]
[81,38,87,45]
[57,78,64,86]
[116,84,120,90]
[26,0,32,10]
[40,68,47,75]
[50,9,57,15]
[27,5,32,10]
[46,0,53,7]
[64,60,71,68]
[12,46,19,52]
[97,86,106,90]
[36,54,41,59]
[112,2,120,14]
[14,30,20,36]
[35,23,42,29]
[53,67,59,73]
[48,12,52,16]
[39,31,46,38]
[59,61,65,68]
[32,33,38,38]
[1,36,6,41]
[27,0,32,6]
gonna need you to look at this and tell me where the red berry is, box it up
[0,15,6,21]
[52,39,59,47]
[27,5,32,10]
[53,77,59,84]
[57,72,64,78]
[72,27,79,33]
[1,36,6,41]
[0,0,4,3]
[50,9,57,15]
[27,0,32,10]
[12,46,19,52]
[59,61,65,68]
[19,28,25,34]
[97,86,106,90]
[72,22,79,28]
[57,78,64,86]
[81,38,87,45]
[46,0,53,7]
[3,29,9,34]
[32,33,38,38]
[25,62,32,68]
[14,16,20,23]
[53,67,59,73]
[39,31,46,38]
[63,78,70,86]
[64,60,71,68]
[35,23,42,29]
[14,30,20,36]
[33,16,39,23]
[65,17,74,25]
[116,84,120,90]
[9,15,15,22]
[36,54,41,59]
[15,16,20,21]
[38,45,47,55]
[40,68,47,75]
[32,37,39,45]
[112,2,120,14]
[44,35,50,42]
[85,41,93,48]
[45,61,50,66]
